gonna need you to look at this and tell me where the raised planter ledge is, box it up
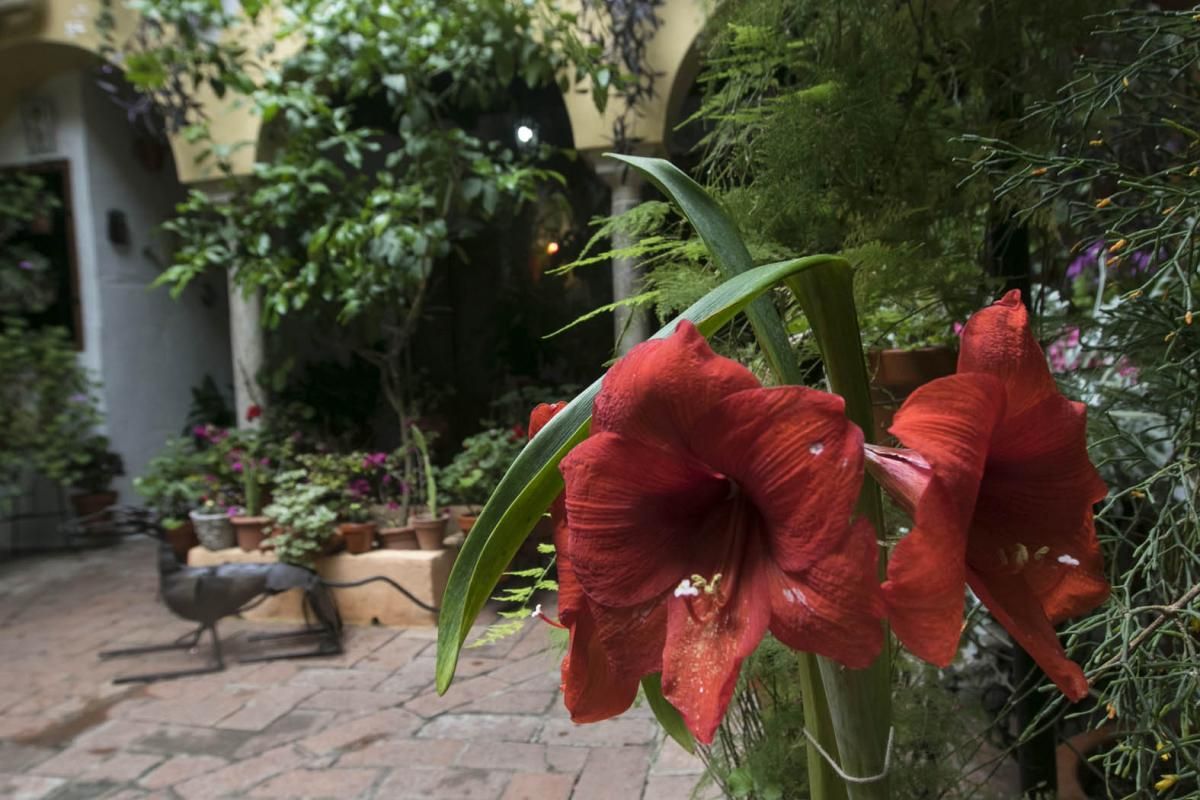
[187,546,454,627]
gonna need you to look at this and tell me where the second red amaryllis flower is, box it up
[559,321,883,744]
[866,291,1109,700]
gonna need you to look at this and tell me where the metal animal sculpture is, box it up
[95,512,437,683]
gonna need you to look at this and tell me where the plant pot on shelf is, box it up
[867,346,958,442]
[231,515,271,552]
[164,520,199,561]
[378,526,418,550]
[410,514,449,550]
[190,509,236,550]
[337,522,377,555]
[456,511,479,535]
[70,490,118,521]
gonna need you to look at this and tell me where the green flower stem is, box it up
[788,265,892,799]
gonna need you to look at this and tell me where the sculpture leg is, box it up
[99,626,204,659]
[109,624,227,684]
[239,585,342,663]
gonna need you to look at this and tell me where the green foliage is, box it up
[263,468,336,568]
[440,427,526,508]
[410,425,437,518]
[0,173,60,315]
[0,320,104,497]
[134,437,209,527]
[467,541,558,650]
[964,8,1200,796]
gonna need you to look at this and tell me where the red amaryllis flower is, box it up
[558,321,883,744]
[529,402,644,722]
[865,290,1108,701]
[246,404,262,422]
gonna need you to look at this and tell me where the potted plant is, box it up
[336,500,376,555]
[229,432,272,552]
[440,426,525,534]
[134,437,208,560]
[68,436,125,520]
[263,469,337,568]
[408,425,448,550]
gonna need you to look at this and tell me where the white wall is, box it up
[0,69,232,549]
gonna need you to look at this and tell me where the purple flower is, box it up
[382,474,393,485]
[192,424,207,438]
[386,501,400,511]
[68,393,89,404]
[18,260,34,271]
[348,478,372,497]
[362,452,389,470]
[952,321,965,338]
[231,461,243,473]
[1067,241,1104,280]
[259,457,270,467]
[226,506,242,518]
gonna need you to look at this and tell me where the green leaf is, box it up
[641,674,694,754]
[606,154,804,386]
[434,253,844,693]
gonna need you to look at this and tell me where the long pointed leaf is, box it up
[641,674,694,754]
[435,255,847,693]
[608,154,805,387]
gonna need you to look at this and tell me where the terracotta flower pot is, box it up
[410,514,449,550]
[70,491,118,521]
[190,509,235,550]
[164,520,198,561]
[867,346,958,442]
[231,515,271,552]
[456,512,479,535]
[337,522,377,555]
[378,526,418,550]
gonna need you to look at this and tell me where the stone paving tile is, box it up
[538,716,660,747]
[215,685,319,731]
[573,745,652,800]
[172,744,305,800]
[642,774,716,800]
[0,772,66,799]
[297,689,400,713]
[416,713,543,743]
[335,737,465,768]
[456,741,586,774]
[138,754,228,790]
[403,675,509,718]
[0,540,690,800]
[232,710,336,759]
[499,772,576,800]
[289,667,392,691]
[374,765,511,799]
[297,708,422,755]
[247,766,379,797]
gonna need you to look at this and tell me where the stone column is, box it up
[227,278,264,429]
[597,161,649,354]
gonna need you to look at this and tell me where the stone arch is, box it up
[0,0,264,184]
[559,0,709,154]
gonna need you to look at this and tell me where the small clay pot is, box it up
[231,515,271,552]
[410,514,449,550]
[867,346,958,442]
[164,520,199,561]
[337,522,377,554]
[378,526,418,550]
[456,512,478,535]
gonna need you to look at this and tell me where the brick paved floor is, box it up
[0,539,716,799]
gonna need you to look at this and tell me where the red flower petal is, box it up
[592,320,759,446]
[969,392,1109,624]
[967,567,1091,701]
[958,290,1059,418]
[530,401,568,438]
[766,517,884,669]
[561,432,731,607]
[689,386,865,575]
[873,373,1007,666]
[661,530,771,745]
[560,604,644,722]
